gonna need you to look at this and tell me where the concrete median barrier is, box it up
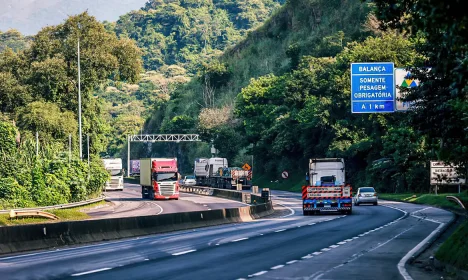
[0,201,273,255]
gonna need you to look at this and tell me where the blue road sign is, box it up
[351,62,395,113]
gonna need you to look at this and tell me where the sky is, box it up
[0,0,149,35]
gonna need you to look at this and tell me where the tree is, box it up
[371,0,468,169]
[17,101,77,143]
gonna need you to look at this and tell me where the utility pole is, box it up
[127,135,131,177]
[87,134,90,166]
[77,31,83,159]
[69,134,72,163]
[35,131,39,156]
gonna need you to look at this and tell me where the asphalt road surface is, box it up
[84,183,248,219]
[0,191,453,280]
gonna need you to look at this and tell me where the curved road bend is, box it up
[0,191,453,280]
[84,183,248,219]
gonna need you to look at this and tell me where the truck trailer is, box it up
[140,158,180,200]
[303,158,352,215]
[194,158,209,185]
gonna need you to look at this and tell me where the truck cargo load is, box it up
[140,158,179,200]
[194,158,209,185]
[303,158,352,215]
[130,160,140,176]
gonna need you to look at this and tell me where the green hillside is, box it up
[113,0,285,72]
[138,0,375,174]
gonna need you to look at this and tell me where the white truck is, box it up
[303,158,352,215]
[102,158,124,191]
[194,158,209,185]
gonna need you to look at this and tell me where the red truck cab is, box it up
[140,158,180,200]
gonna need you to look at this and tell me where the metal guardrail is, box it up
[0,196,106,214]
[9,210,59,220]
[446,196,467,210]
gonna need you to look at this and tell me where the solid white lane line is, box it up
[412,207,432,214]
[71,268,112,276]
[286,260,298,264]
[271,265,285,270]
[276,201,296,218]
[249,271,268,277]
[275,229,286,233]
[398,223,445,280]
[232,237,249,242]
[172,249,196,256]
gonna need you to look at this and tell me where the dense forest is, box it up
[111,0,285,71]
[0,29,32,52]
[0,13,142,208]
[91,0,286,158]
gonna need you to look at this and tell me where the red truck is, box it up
[140,158,180,200]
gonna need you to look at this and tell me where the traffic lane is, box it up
[66,205,403,280]
[257,203,452,280]
[88,184,247,218]
[0,216,340,280]
[0,197,344,280]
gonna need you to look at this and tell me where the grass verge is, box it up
[0,200,106,226]
[435,221,468,271]
[378,192,468,210]
[253,171,304,193]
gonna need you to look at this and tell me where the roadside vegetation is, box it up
[378,192,468,210]
[0,13,142,208]
[0,201,106,226]
[435,221,468,271]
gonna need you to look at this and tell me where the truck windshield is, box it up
[153,172,177,182]
[108,169,123,176]
[320,176,336,182]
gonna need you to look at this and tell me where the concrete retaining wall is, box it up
[0,202,273,255]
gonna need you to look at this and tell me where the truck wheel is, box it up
[303,210,308,216]
[142,187,148,199]
[374,202,378,206]
[148,189,154,200]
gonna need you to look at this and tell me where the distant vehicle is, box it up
[182,175,196,187]
[102,158,124,191]
[140,158,180,200]
[194,158,209,185]
[303,158,352,215]
[193,157,252,190]
[130,160,140,176]
[354,187,378,206]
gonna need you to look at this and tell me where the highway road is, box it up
[0,190,453,280]
[84,183,248,219]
